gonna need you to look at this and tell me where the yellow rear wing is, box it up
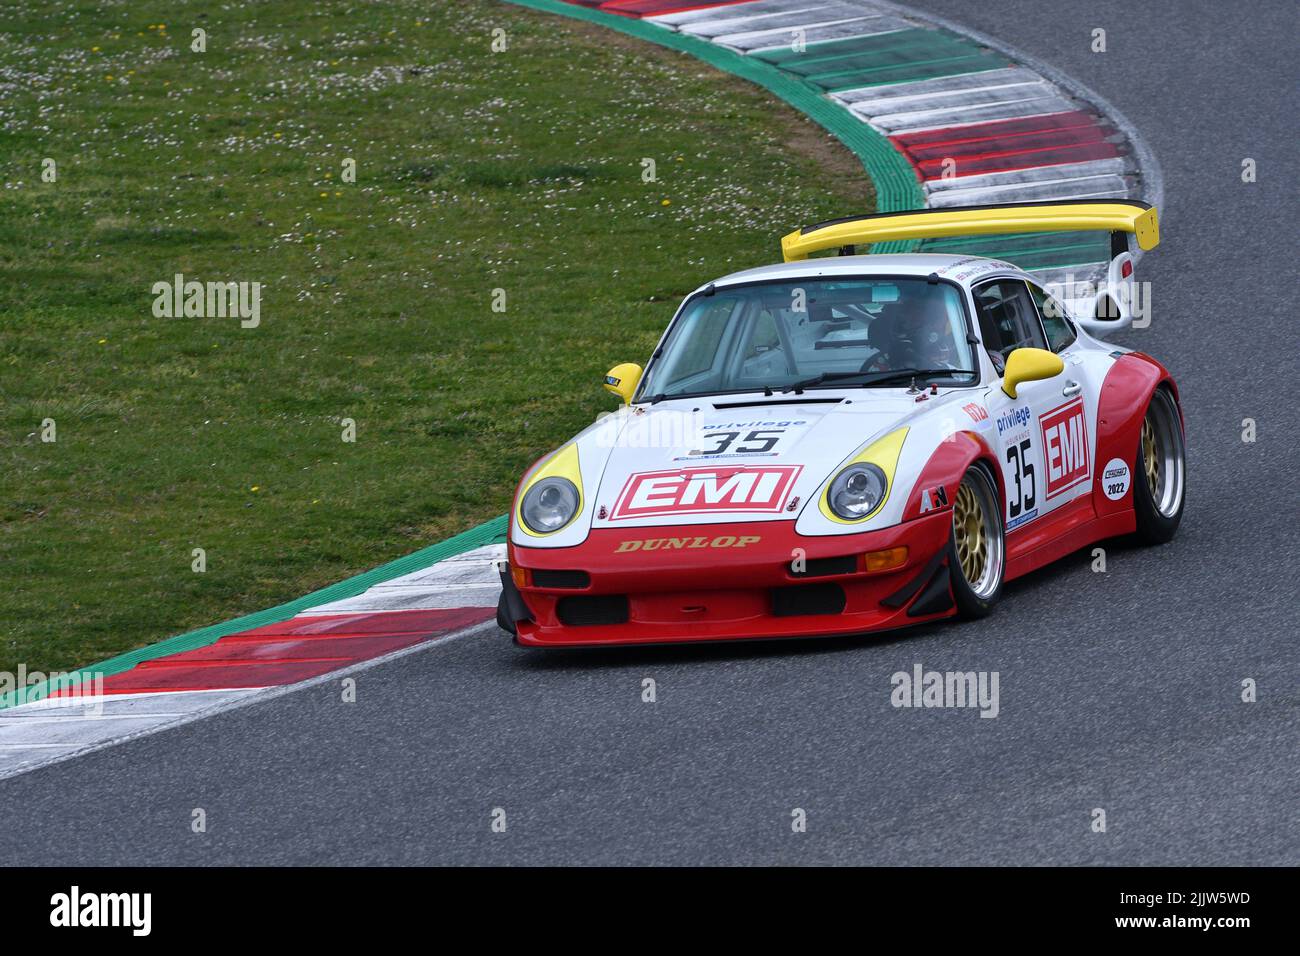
[780,200,1159,262]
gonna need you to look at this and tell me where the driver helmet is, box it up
[901,295,957,367]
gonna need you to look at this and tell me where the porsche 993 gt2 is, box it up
[497,201,1185,647]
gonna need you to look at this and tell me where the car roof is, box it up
[700,253,1029,295]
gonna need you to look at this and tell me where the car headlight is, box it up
[828,464,887,520]
[520,477,580,534]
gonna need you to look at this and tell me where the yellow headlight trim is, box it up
[515,442,584,538]
[819,427,909,525]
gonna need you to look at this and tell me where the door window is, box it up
[972,280,1048,361]
[1027,283,1078,353]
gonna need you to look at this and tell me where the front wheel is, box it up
[947,464,1005,618]
[1132,387,1186,544]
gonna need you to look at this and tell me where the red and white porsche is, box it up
[498,201,1185,647]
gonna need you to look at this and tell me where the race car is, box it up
[497,201,1185,647]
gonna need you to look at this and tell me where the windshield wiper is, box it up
[782,367,973,394]
[858,367,975,388]
[781,370,877,393]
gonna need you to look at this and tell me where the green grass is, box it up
[0,0,873,675]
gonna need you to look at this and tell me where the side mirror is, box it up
[603,362,643,405]
[1001,347,1064,399]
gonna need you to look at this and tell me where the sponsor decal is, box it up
[610,465,802,520]
[1005,507,1038,531]
[996,405,1031,436]
[1100,456,1132,500]
[962,403,989,423]
[1040,399,1090,498]
[615,535,761,552]
[703,420,807,430]
[918,485,949,513]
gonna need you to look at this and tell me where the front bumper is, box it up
[506,512,955,647]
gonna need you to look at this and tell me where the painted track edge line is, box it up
[0,619,500,783]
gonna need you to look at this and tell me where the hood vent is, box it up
[713,397,843,410]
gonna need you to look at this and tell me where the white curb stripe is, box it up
[927,176,1130,207]
[840,80,1056,117]
[721,16,907,53]
[828,66,1043,104]
[864,95,1078,133]
[296,543,505,616]
[653,0,848,28]
[922,157,1134,192]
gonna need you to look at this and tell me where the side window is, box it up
[972,279,1048,361]
[1027,284,1077,353]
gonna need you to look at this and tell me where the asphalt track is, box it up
[3,0,1296,865]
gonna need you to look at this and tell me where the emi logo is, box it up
[611,465,801,519]
[1040,399,1089,498]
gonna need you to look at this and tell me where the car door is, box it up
[972,278,1088,532]
[1026,280,1108,513]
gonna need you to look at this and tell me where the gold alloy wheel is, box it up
[1142,416,1160,496]
[1139,389,1186,520]
[953,481,986,585]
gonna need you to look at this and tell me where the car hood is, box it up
[580,391,938,529]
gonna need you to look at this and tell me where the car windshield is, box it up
[637,278,977,401]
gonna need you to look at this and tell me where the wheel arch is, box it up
[901,430,1003,523]
[1093,353,1179,520]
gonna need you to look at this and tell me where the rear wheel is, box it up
[948,465,1004,618]
[1133,387,1185,543]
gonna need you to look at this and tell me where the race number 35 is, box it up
[700,429,783,455]
[1006,439,1036,518]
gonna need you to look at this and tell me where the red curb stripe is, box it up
[152,636,432,662]
[888,110,1124,181]
[901,123,1108,161]
[57,607,495,695]
[562,0,754,18]
[233,606,491,638]
[90,660,352,694]
[890,110,1103,148]
[913,142,1121,179]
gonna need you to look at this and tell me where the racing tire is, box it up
[947,464,1005,619]
[1132,387,1186,545]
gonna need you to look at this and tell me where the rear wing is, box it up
[780,199,1159,262]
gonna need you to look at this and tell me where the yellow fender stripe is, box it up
[515,443,584,538]
[819,427,909,525]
